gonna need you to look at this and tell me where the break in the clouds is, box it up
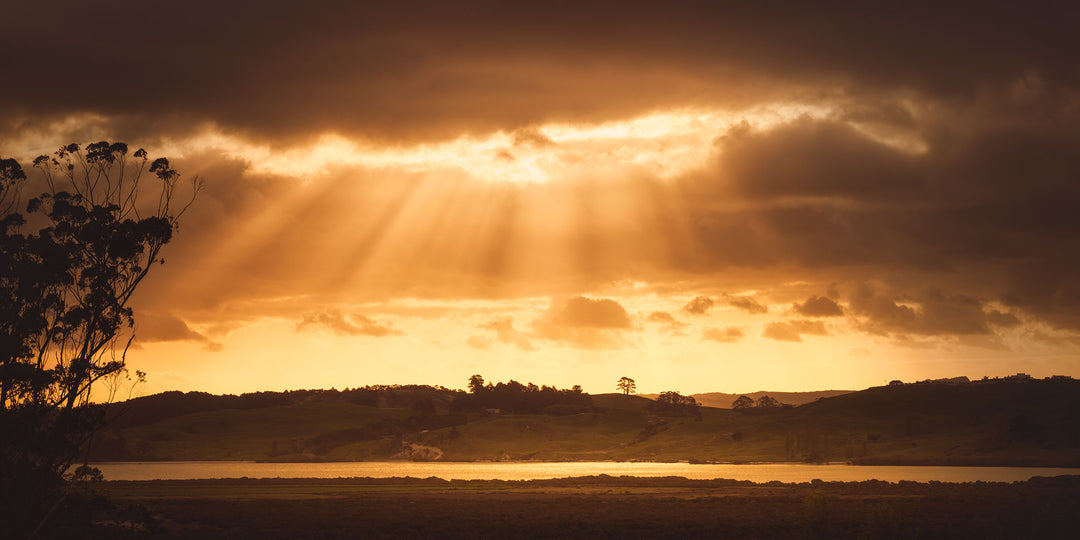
[2,2,1078,394]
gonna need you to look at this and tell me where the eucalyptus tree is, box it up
[0,142,199,535]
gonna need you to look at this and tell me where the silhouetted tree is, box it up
[732,395,754,410]
[453,375,592,414]
[617,376,636,395]
[468,374,485,394]
[0,142,199,536]
[649,391,700,416]
[756,395,781,409]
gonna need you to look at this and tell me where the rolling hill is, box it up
[641,390,853,408]
[85,378,1080,466]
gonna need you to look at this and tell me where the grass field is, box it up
[85,475,1080,539]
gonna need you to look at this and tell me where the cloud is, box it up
[3,3,1075,147]
[792,295,844,317]
[762,320,829,342]
[296,310,402,337]
[848,285,1022,338]
[478,316,534,351]
[75,100,1080,342]
[720,118,922,202]
[135,311,222,352]
[682,296,714,315]
[702,326,745,343]
[722,294,769,314]
[548,296,632,329]
[4,2,1080,350]
[647,311,689,334]
[512,127,556,148]
[682,293,773,316]
[533,296,634,349]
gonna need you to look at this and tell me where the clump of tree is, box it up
[647,391,701,417]
[1,143,198,536]
[732,394,790,414]
[452,375,592,414]
[616,376,636,395]
[756,395,781,409]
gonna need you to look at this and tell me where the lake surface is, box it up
[90,461,1080,483]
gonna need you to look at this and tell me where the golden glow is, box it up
[163,104,832,183]
[8,104,1067,399]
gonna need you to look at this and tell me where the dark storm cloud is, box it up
[681,88,1080,333]
[848,286,1020,337]
[720,118,922,202]
[792,296,844,317]
[1,2,1076,145]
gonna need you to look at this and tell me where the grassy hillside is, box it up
[86,380,1080,466]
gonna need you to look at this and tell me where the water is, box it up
[89,461,1080,483]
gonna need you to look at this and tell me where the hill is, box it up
[640,390,853,408]
[85,378,1080,466]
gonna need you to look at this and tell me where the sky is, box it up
[2,1,1078,396]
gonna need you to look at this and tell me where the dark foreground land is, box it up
[89,475,1080,539]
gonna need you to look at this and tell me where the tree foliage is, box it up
[732,395,754,410]
[0,142,198,536]
[453,375,592,414]
[648,390,701,417]
[616,376,636,395]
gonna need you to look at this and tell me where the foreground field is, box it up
[97,475,1080,539]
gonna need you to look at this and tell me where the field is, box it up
[89,475,1080,539]
[87,379,1080,466]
